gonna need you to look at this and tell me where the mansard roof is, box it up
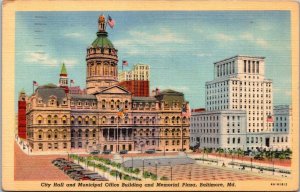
[36,85,66,103]
[132,96,157,102]
[70,94,97,100]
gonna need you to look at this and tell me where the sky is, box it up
[15,11,291,110]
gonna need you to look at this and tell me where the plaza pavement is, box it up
[14,141,71,181]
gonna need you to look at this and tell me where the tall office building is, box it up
[205,55,273,133]
[190,55,289,151]
[118,64,150,97]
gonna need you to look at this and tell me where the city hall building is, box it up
[190,55,291,151]
[19,15,190,153]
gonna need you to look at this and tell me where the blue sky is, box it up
[15,11,291,110]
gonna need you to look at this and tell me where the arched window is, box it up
[93,129,96,137]
[164,129,169,136]
[71,116,75,124]
[47,130,52,139]
[85,116,89,125]
[102,100,106,109]
[62,116,67,124]
[152,117,155,124]
[71,130,75,138]
[85,129,89,137]
[38,143,43,150]
[101,116,107,124]
[125,117,129,124]
[54,130,58,139]
[139,117,143,124]
[182,117,187,124]
[134,117,137,124]
[110,100,114,109]
[62,129,67,139]
[92,116,96,125]
[38,130,43,139]
[125,100,129,109]
[53,115,58,124]
[176,117,180,124]
[47,115,51,124]
[78,116,82,125]
[116,100,120,109]
[37,115,43,124]
[172,117,175,124]
[78,129,82,137]
[146,117,149,124]
[111,116,115,124]
[165,117,169,124]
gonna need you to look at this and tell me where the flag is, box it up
[107,15,115,28]
[122,60,128,66]
[33,81,38,86]
[70,79,74,84]
[267,115,273,122]
[117,107,127,118]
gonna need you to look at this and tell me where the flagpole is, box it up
[181,113,183,151]
[117,117,119,153]
[32,82,34,94]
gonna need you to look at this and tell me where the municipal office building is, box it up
[18,15,190,153]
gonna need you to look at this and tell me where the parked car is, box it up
[90,150,100,155]
[102,150,111,154]
[119,150,128,154]
[145,149,156,154]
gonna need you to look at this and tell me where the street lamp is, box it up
[142,159,145,176]
[168,161,172,181]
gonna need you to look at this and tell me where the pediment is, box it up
[96,85,131,95]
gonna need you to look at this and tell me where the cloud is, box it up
[64,32,83,38]
[26,52,78,67]
[213,33,235,42]
[239,33,269,48]
[194,53,212,57]
[114,28,188,55]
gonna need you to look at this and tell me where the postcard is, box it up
[2,0,299,191]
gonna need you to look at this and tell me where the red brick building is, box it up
[18,90,27,139]
[118,80,149,97]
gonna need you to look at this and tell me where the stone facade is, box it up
[21,15,190,153]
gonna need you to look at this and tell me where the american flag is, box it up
[107,15,115,28]
[122,60,128,66]
[33,81,38,86]
[267,115,273,122]
[117,107,126,118]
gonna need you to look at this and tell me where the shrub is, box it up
[160,176,168,180]
[123,175,131,181]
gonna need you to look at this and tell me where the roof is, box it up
[60,63,67,75]
[36,85,66,103]
[157,89,183,96]
[70,94,97,100]
[132,96,156,102]
[91,32,114,48]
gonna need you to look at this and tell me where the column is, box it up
[120,128,123,140]
[107,129,109,140]
[114,128,116,140]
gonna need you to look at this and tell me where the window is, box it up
[78,117,82,125]
[71,116,75,124]
[37,115,43,124]
[62,116,67,124]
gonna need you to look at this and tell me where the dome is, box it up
[91,32,114,49]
